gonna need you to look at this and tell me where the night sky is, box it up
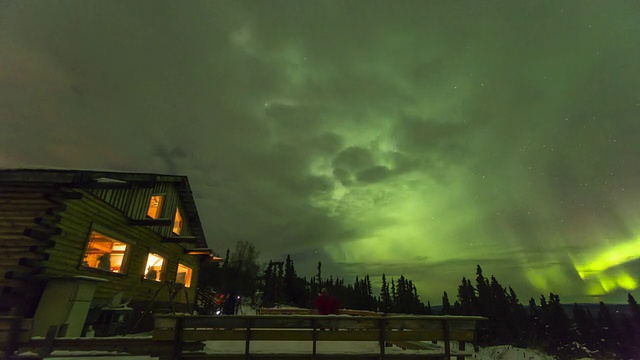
[2,1,640,304]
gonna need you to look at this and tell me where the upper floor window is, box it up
[144,253,165,281]
[147,195,165,219]
[81,232,131,274]
[176,263,193,288]
[173,207,183,235]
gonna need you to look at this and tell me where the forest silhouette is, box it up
[199,242,640,359]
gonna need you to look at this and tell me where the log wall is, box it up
[0,184,60,316]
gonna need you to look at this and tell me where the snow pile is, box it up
[473,345,557,360]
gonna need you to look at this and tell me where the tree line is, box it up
[198,242,640,359]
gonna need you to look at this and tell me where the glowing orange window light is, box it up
[173,208,183,235]
[147,195,165,219]
[81,232,129,274]
[176,263,192,288]
[144,253,165,281]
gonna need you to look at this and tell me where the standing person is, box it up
[316,288,340,315]
[235,295,242,314]
[222,292,237,315]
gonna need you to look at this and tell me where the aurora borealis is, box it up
[1,1,640,304]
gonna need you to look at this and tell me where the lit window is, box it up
[176,263,192,288]
[82,232,130,274]
[144,253,165,281]
[172,208,183,235]
[147,195,165,219]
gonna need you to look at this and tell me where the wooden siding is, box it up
[87,182,193,239]
[45,189,200,305]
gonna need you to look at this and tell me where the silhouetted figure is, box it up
[222,293,237,315]
[97,253,111,271]
[316,288,339,315]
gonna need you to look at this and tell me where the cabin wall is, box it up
[0,183,61,316]
[43,189,200,307]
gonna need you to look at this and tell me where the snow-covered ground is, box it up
[44,342,581,360]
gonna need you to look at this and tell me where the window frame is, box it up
[80,229,133,276]
[172,207,183,236]
[143,252,167,282]
[146,194,166,219]
[175,263,193,288]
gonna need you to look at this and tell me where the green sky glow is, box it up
[1,1,640,303]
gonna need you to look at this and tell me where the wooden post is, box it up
[182,286,193,315]
[0,317,20,360]
[38,325,58,358]
[244,317,251,360]
[473,323,479,352]
[442,319,451,360]
[170,317,183,360]
[312,318,317,359]
[457,341,466,360]
[378,318,386,360]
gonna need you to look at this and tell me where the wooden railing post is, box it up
[170,317,183,360]
[442,319,451,360]
[378,318,386,360]
[312,318,318,359]
[457,341,466,360]
[244,317,251,360]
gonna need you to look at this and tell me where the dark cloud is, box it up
[332,146,374,172]
[356,166,392,184]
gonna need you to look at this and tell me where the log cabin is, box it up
[0,168,214,337]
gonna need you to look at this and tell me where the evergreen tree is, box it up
[283,255,296,304]
[365,275,375,310]
[572,303,595,353]
[628,293,640,320]
[506,286,529,346]
[391,279,398,312]
[380,274,392,313]
[441,291,451,315]
[227,241,261,296]
[626,293,640,355]
[544,293,571,356]
[528,297,543,345]
[596,301,619,358]
[260,261,276,307]
[456,277,476,315]
[475,265,490,317]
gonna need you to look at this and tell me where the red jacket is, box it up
[316,294,339,315]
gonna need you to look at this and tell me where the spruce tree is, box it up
[572,303,595,353]
[456,277,476,315]
[596,301,618,357]
[391,279,398,312]
[545,293,570,356]
[441,291,451,315]
[380,274,392,313]
[475,265,490,317]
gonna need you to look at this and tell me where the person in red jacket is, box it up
[316,288,339,315]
